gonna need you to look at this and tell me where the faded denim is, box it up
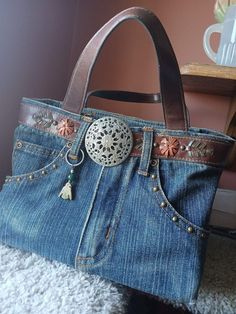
[0,97,233,304]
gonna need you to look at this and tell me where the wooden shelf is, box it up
[180,63,236,171]
[180,63,236,96]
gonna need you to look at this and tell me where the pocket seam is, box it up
[5,145,68,184]
[152,161,209,238]
[14,139,60,158]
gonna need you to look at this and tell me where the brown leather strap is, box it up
[85,90,161,104]
[63,7,188,131]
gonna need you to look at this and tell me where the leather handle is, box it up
[63,7,188,130]
[85,90,161,104]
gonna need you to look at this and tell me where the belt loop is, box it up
[68,121,91,159]
[138,127,154,176]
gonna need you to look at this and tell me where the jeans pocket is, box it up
[153,159,221,235]
[5,144,68,186]
[12,139,61,176]
[5,125,69,185]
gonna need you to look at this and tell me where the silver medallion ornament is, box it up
[85,116,133,166]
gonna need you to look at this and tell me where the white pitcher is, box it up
[203,5,236,67]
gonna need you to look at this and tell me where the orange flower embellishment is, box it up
[159,137,180,157]
[57,119,74,136]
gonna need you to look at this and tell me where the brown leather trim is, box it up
[18,101,81,140]
[18,101,233,167]
[132,133,232,167]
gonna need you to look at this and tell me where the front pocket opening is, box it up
[150,159,210,238]
[5,144,69,184]
[11,138,63,177]
[14,139,60,158]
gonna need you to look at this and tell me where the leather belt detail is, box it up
[19,101,82,140]
[19,101,232,167]
[132,133,231,167]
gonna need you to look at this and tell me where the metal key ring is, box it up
[65,149,85,167]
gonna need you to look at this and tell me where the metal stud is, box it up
[187,226,194,233]
[29,175,34,180]
[150,159,158,167]
[52,120,58,126]
[172,216,178,222]
[180,145,186,151]
[151,174,157,180]
[41,170,47,175]
[5,178,8,183]
[160,201,167,208]
[16,141,23,149]
[16,177,21,182]
[60,153,64,158]
[152,186,159,192]
[201,232,206,238]
[153,142,158,148]
[52,164,57,169]
[66,142,72,148]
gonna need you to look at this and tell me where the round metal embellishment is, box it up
[65,149,85,167]
[57,119,75,137]
[159,137,180,157]
[85,116,133,167]
[16,141,23,149]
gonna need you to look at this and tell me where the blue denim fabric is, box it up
[0,98,233,303]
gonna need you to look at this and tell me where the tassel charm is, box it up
[58,181,72,200]
[59,168,76,200]
[59,148,85,201]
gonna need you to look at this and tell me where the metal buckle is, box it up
[85,116,133,167]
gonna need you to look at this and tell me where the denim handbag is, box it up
[0,7,234,304]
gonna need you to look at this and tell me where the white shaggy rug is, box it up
[0,245,128,314]
[0,234,235,314]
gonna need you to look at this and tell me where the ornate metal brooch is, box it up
[85,116,133,167]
